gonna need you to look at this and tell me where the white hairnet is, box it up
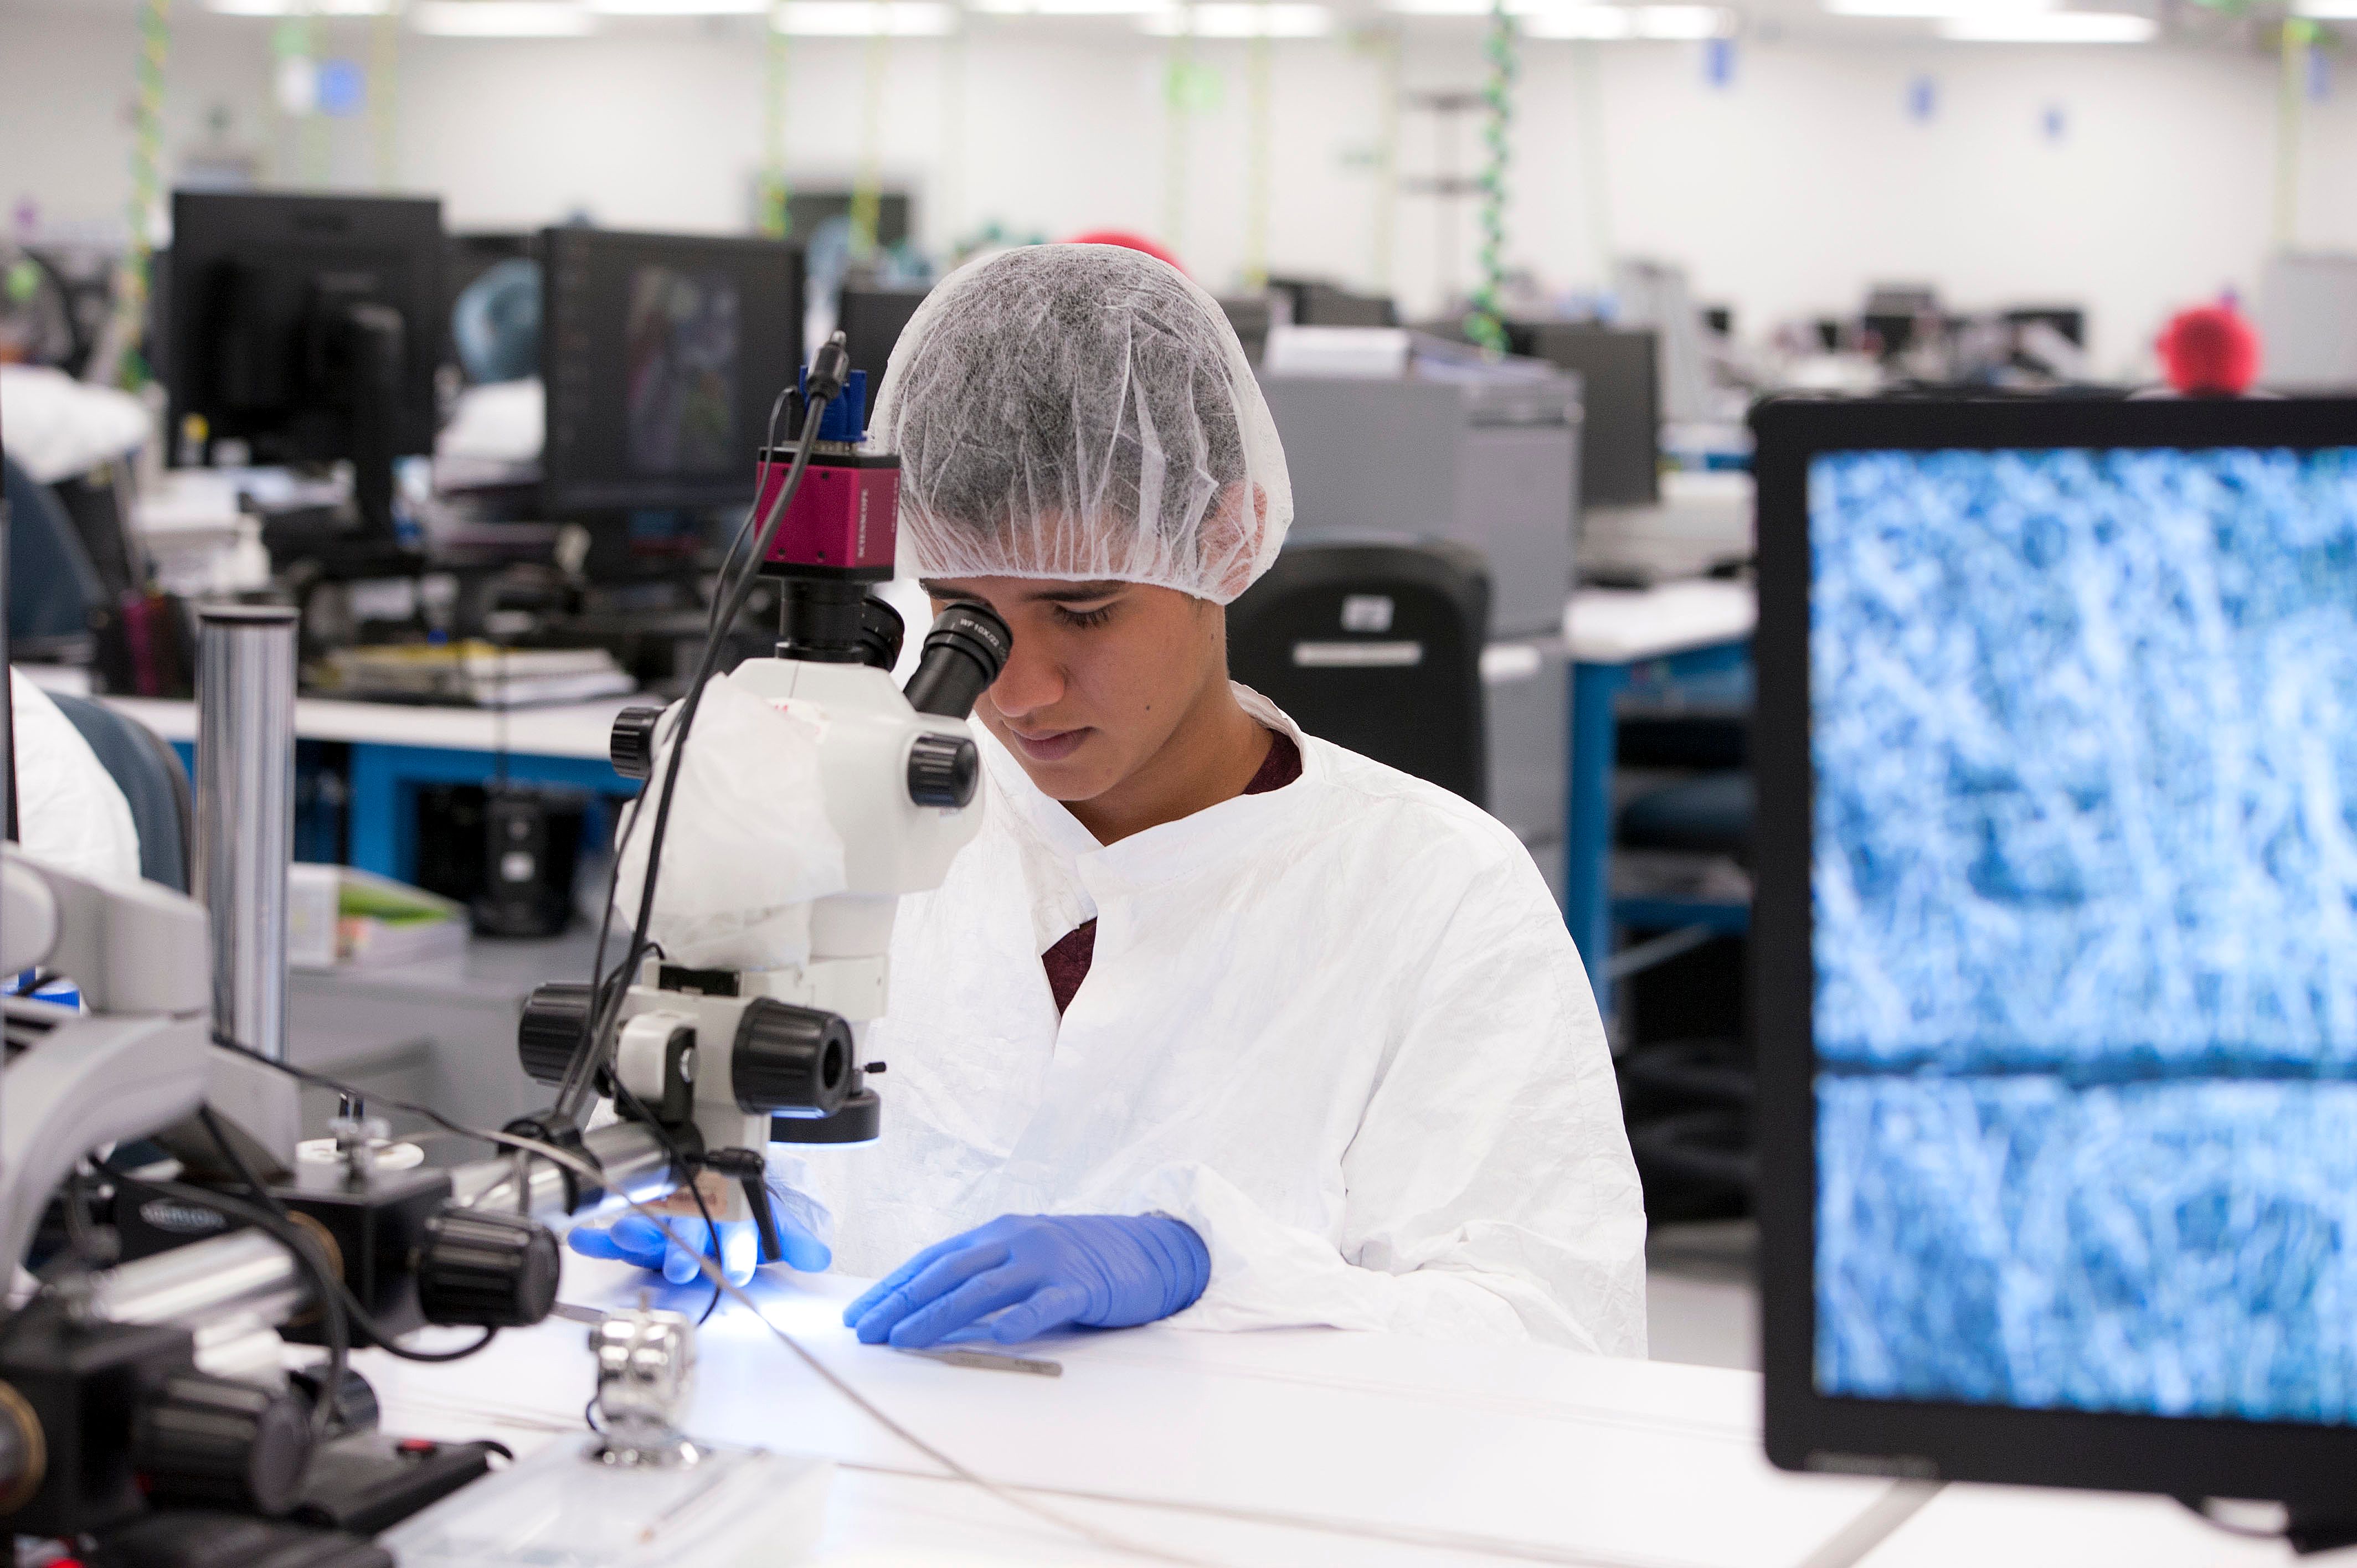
[869,244,1293,605]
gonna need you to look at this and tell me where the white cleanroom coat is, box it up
[783,686,1648,1355]
[9,672,139,890]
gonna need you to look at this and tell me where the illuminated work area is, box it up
[3,0,2357,1560]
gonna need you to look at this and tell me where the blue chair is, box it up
[3,455,107,658]
[47,693,192,893]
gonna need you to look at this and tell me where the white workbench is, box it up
[359,1252,2330,1568]
[366,1256,1895,1567]
[98,693,631,761]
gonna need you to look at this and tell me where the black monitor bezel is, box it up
[538,226,805,518]
[166,188,445,463]
[1754,392,2357,1508]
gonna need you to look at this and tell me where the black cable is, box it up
[98,1156,351,1438]
[562,382,797,1123]
[557,343,848,1127]
[605,1076,724,1326]
[192,1103,498,1366]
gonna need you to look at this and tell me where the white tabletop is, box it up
[1565,579,1757,666]
[99,693,637,761]
[364,1256,1895,1567]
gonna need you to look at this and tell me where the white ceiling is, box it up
[0,0,2307,52]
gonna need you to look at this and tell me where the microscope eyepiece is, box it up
[903,602,1012,720]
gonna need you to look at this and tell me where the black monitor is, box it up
[1216,295,1273,365]
[1508,322,1660,508]
[1270,276,1397,329]
[538,226,804,518]
[1754,393,2357,1540]
[836,286,928,422]
[166,190,444,543]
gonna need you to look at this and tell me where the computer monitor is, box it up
[538,226,804,518]
[166,190,444,543]
[1509,322,1660,508]
[1269,276,1397,329]
[1214,295,1273,366]
[1754,394,2357,1536]
[836,286,928,422]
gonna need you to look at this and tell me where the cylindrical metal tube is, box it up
[94,1229,311,1330]
[93,1123,682,1332]
[447,1121,677,1216]
[194,605,300,1062]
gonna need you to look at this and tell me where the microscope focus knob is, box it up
[733,999,854,1115]
[906,734,980,809]
[133,1373,316,1517]
[518,982,596,1088]
[416,1209,562,1328]
[610,705,665,781]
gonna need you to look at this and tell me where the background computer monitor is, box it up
[836,285,928,422]
[1509,322,1660,508]
[1269,276,1398,329]
[1754,394,2357,1529]
[538,226,804,518]
[166,189,444,540]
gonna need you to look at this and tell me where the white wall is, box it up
[3,0,2348,373]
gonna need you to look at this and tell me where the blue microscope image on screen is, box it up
[1811,446,2357,1425]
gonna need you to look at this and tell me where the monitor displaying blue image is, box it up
[1810,445,2357,1426]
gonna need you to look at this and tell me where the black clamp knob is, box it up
[906,734,980,809]
[701,1148,785,1265]
[134,1372,316,1517]
[415,1208,561,1329]
[732,999,853,1116]
[518,982,595,1089]
[610,705,665,781]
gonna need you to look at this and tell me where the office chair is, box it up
[48,692,193,893]
[1226,539,1489,807]
[3,455,106,661]
[1613,689,1754,1223]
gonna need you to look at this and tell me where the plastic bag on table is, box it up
[610,672,847,972]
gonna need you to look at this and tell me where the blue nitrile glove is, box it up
[569,1178,832,1287]
[843,1214,1210,1349]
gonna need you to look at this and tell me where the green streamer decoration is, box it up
[370,4,399,189]
[117,0,172,389]
[761,0,793,236]
[1243,1,1272,290]
[1463,0,1515,354]
[1163,4,1200,257]
[849,14,891,261]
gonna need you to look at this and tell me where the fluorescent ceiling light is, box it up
[971,0,1167,14]
[2293,0,2357,16]
[1387,0,1727,30]
[1825,0,2045,15]
[1940,8,2151,37]
[591,0,766,11]
[1522,3,1727,35]
[207,0,393,13]
[1138,2,1332,31]
[413,1,598,32]
[773,0,958,29]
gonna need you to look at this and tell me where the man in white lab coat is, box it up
[574,244,1647,1356]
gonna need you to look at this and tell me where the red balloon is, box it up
[2155,302,2262,396]
[1061,230,1188,276]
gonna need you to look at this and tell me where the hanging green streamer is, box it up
[761,0,793,238]
[1163,3,1200,257]
[849,15,892,261]
[2274,18,2317,250]
[117,0,172,389]
[1463,0,1515,354]
[371,5,399,190]
[1243,3,1272,290]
